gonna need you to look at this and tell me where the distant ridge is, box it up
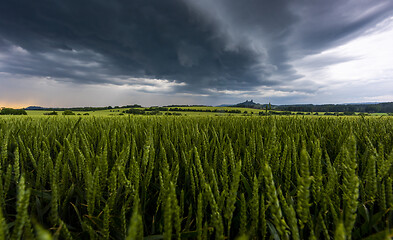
[224,100,393,113]
[275,102,393,113]
[229,100,266,109]
[25,106,46,110]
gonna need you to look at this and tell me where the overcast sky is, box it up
[1,0,393,107]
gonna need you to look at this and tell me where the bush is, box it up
[343,112,355,116]
[124,109,145,115]
[146,110,161,115]
[62,110,75,115]
[0,108,27,115]
[43,111,58,115]
[227,110,241,113]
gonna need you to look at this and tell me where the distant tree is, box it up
[122,104,142,108]
[43,111,58,115]
[63,110,75,115]
[343,112,355,116]
[0,108,27,115]
[147,110,161,115]
[124,109,145,115]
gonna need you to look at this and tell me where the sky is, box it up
[1,0,393,107]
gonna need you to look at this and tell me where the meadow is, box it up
[0,115,392,239]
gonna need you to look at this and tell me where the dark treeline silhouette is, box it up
[25,104,142,112]
[163,105,209,107]
[124,107,242,115]
[168,108,242,113]
[275,102,393,113]
[230,100,393,113]
[143,107,242,113]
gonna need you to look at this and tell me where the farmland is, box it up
[0,115,393,239]
[23,106,393,116]
[25,106,263,116]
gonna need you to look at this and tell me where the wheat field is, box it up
[0,115,392,239]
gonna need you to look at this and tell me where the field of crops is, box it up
[0,115,392,239]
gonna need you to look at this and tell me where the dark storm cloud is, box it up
[0,0,392,93]
[288,0,393,56]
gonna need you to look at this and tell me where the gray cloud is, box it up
[288,0,393,56]
[0,0,392,100]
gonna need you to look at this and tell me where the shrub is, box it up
[0,108,27,115]
[124,109,145,115]
[43,111,58,115]
[62,110,75,115]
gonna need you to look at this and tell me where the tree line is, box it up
[0,108,27,115]
[275,102,393,113]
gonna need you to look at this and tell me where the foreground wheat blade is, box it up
[0,115,391,239]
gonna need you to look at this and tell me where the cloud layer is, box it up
[0,0,393,106]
